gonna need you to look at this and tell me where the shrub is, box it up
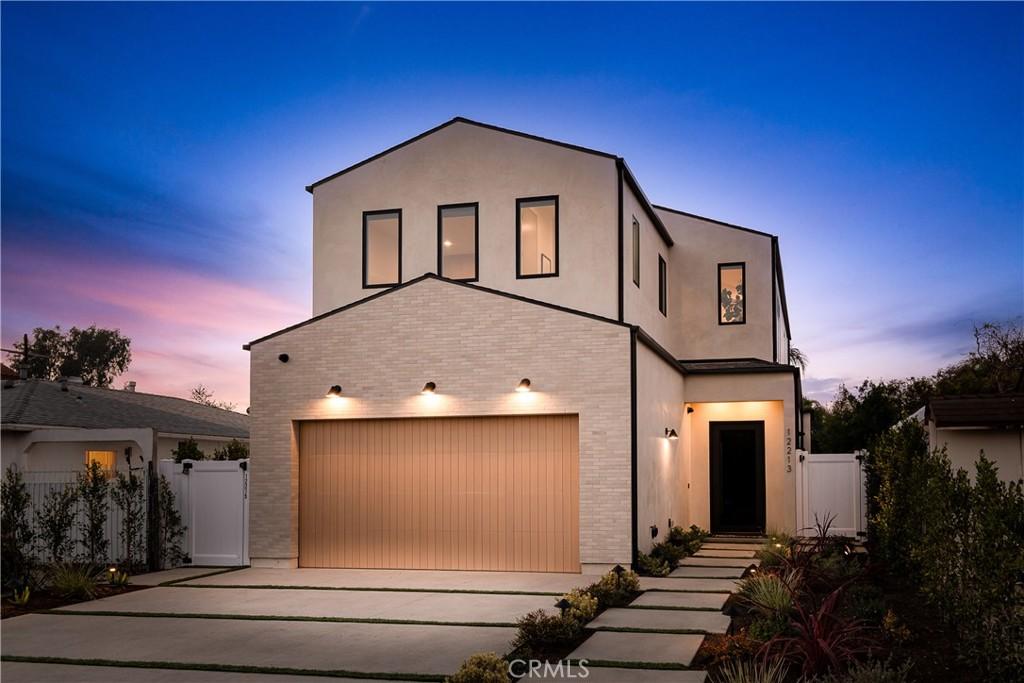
[157,475,187,568]
[173,437,205,463]
[10,586,31,606]
[212,439,249,461]
[701,632,761,666]
[636,550,670,577]
[1,467,36,589]
[76,461,109,564]
[35,483,79,561]
[48,562,102,600]
[711,658,788,683]
[737,573,792,616]
[811,657,912,683]
[561,588,597,625]
[748,613,790,642]
[511,610,581,659]
[650,540,685,570]
[110,471,146,570]
[586,566,640,609]
[447,652,508,683]
[109,569,130,587]
[840,583,886,622]
[668,524,709,554]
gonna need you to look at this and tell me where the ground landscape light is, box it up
[516,378,532,392]
[422,381,436,394]
[326,385,343,397]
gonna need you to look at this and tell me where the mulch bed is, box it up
[2,584,149,619]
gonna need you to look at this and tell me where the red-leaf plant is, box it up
[759,585,879,678]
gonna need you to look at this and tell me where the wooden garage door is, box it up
[298,415,580,572]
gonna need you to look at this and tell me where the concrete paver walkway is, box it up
[693,548,755,559]
[669,566,746,579]
[639,576,740,592]
[700,543,761,552]
[679,556,756,568]
[570,631,705,666]
[130,567,238,586]
[588,608,730,634]
[0,662,401,683]
[630,591,729,610]
[565,668,706,682]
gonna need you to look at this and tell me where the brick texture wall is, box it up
[249,277,632,567]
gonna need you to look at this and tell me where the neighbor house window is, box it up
[85,450,115,472]
[516,196,558,278]
[437,203,479,281]
[363,209,402,288]
[659,255,667,316]
[719,262,745,324]
[632,217,640,287]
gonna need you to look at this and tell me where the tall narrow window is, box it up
[517,196,558,278]
[363,209,402,288]
[437,203,479,281]
[632,217,640,287]
[719,262,746,324]
[658,255,667,316]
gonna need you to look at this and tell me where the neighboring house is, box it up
[2,378,249,474]
[246,117,804,573]
[910,394,1024,483]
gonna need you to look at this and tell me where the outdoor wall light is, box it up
[686,406,695,414]
[421,381,437,395]
[278,353,289,363]
[326,385,343,397]
[665,428,679,440]
[516,378,532,392]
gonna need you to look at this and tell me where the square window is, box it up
[438,204,478,281]
[517,196,558,278]
[363,210,402,287]
[719,262,746,324]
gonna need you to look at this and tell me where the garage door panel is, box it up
[299,415,579,572]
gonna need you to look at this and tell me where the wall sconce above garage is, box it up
[516,378,532,392]
[421,381,437,395]
[326,385,343,397]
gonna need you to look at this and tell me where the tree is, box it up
[788,346,808,371]
[7,325,131,387]
[212,439,249,461]
[110,471,145,570]
[190,384,236,412]
[76,461,110,565]
[1,468,36,589]
[173,437,206,463]
[933,319,1024,395]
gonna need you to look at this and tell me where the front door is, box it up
[710,421,765,534]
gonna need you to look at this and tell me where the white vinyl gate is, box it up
[796,451,867,538]
[159,459,249,566]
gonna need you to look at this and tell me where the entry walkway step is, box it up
[629,591,729,610]
[679,556,757,568]
[669,566,746,579]
[588,608,730,634]
[706,535,764,544]
[701,542,762,551]
[639,577,740,593]
[566,668,706,682]
[694,549,756,559]
[568,631,705,667]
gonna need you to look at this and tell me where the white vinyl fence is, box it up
[159,459,249,566]
[22,469,148,565]
[796,450,868,538]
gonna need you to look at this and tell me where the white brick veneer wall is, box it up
[248,277,632,568]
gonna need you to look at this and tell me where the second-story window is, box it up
[632,217,640,287]
[438,203,479,281]
[719,262,745,324]
[517,196,558,278]
[659,255,667,316]
[363,209,402,288]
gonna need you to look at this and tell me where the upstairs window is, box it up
[658,255,667,316]
[632,217,640,287]
[438,203,479,281]
[517,196,558,278]
[363,210,402,288]
[719,262,745,324]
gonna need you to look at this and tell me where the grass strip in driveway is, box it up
[43,609,516,628]
[0,656,442,682]
[172,583,560,596]
[159,567,248,587]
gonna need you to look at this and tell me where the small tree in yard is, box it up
[157,475,187,568]
[173,437,205,463]
[111,471,146,570]
[35,483,79,562]
[1,467,36,589]
[76,461,110,565]
[212,439,249,461]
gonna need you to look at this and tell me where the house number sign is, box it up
[785,427,793,473]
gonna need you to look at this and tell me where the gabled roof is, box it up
[305,116,673,246]
[927,394,1024,428]
[1,380,249,438]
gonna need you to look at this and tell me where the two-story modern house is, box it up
[245,118,804,574]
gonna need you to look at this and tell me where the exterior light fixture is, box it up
[443,240,453,248]
[326,385,343,397]
[686,406,695,414]
[516,378,532,392]
[421,381,436,395]
[554,598,572,614]
[278,353,289,363]
[665,428,679,440]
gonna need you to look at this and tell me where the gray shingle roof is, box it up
[1,380,248,439]
[927,394,1024,428]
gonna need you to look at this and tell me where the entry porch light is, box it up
[516,378,532,392]
[326,385,343,397]
[421,381,437,395]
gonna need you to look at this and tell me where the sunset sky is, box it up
[2,2,1021,409]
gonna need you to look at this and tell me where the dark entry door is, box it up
[710,421,765,534]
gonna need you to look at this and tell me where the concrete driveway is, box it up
[1,567,573,682]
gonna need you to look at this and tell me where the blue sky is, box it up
[2,2,1022,406]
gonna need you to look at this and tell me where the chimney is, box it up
[125,381,136,392]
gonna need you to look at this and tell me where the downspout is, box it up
[617,160,625,322]
[629,326,639,567]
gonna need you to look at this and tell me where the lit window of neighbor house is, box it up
[719,262,745,324]
[363,210,402,288]
[85,450,116,472]
[517,196,558,277]
[438,203,478,281]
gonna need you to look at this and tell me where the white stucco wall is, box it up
[623,184,676,354]
[929,425,1024,483]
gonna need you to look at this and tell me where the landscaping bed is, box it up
[2,583,148,619]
